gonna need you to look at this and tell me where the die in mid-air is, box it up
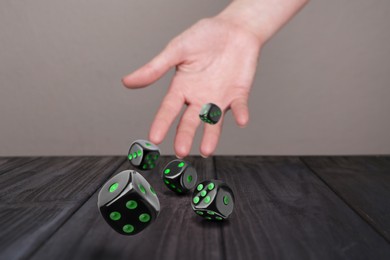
[98,170,160,235]
[128,139,160,170]
[199,103,222,124]
[199,103,222,125]
[162,159,198,194]
[191,179,234,220]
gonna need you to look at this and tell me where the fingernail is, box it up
[239,121,248,128]
[175,154,183,159]
[200,152,208,159]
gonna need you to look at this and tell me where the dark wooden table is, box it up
[0,156,389,260]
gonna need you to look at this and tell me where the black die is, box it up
[199,103,222,124]
[191,179,234,220]
[162,159,198,194]
[98,170,160,235]
[128,139,160,171]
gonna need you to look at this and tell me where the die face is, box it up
[214,184,234,217]
[199,103,222,124]
[163,176,182,193]
[128,140,160,170]
[191,180,218,210]
[100,189,157,235]
[98,170,160,235]
[98,170,131,208]
[162,160,197,194]
[179,165,197,191]
[128,143,144,166]
[131,170,160,211]
[133,139,160,151]
[162,159,185,178]
[162,159,186,193]
[207,104,222,123]
[191,180,234,220]
[139,150,159,170]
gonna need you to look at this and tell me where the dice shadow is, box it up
[192,215,231,228]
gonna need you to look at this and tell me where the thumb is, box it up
[122,41,182,89]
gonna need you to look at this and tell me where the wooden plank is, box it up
[0,156,126,203]
[215,156,390,260]
[0,204,74,259]
[30,156,224,260]
[301,156,390,242]
[0,156,125,260]
[0,157,39,175]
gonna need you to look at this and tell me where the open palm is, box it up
[122,17,262,158]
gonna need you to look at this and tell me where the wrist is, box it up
[216,1,269,44]
[216,0,309,44]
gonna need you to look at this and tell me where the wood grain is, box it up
[302,156,390,242]
[0,157,39,175]
[215,156,390,260]
[0,156,125,260]
[31,156,225,260]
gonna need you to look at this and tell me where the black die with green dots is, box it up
[199,103,222,124]
[98,170,160,235]
[162,159,198,194]
[128,139,160,171]
[191,180,234,220]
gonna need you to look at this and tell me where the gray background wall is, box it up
[0,0,389,156]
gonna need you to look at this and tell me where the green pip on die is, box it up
[98,170,160,235]
[128,139,160,170]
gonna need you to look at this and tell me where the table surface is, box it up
[0,156,389,260]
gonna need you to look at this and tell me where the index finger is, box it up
[149,90,184,144]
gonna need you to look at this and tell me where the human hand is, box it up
[122,16,262,158]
